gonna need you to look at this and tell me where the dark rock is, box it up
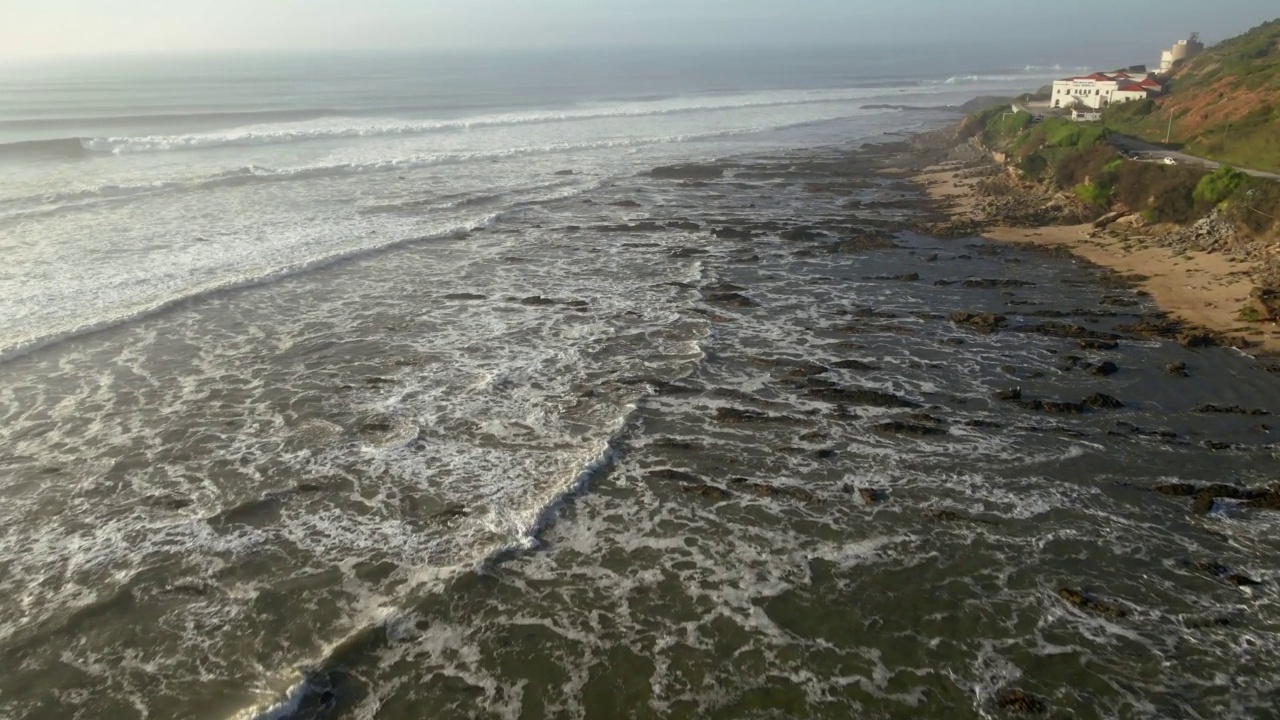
[949,311,1008,333]
[442,292,487,301]
[1082,393,1124,409]
[1250,286,1280,321]
[714,407,771,424]
[1078,338,1119,350]
[875,421,946,437]
[1194,404,1269,416]
[594,221,664,233]
[554,169,575,175]
[995,387,1022,402]
[963,278,1035,289]
[1244,491,1280,511]
[731,479,819,504]
[518,296,558,306]
[1021,400,1086,414]
[680,484,730,500]
[893,272,920,282]
[1155,483,1198,496]
[997,689,1047,714]
[1192,493,1217,515]
[1227,573,1263,587]
[928,509,995,524]
[706,292,759,308]
[1016,322,1118,341]
[809,386,918,408]
[1090,361,1120,377]
[1194,561,1262,587]
[858,488,887,505]
[780,226,821,242]
[830,359,879,371]
[610,199,641,207]
[669,247,709,258]
[1166,362,1189,377]
[1058,587,1127,618]
[1178,332,1217,348]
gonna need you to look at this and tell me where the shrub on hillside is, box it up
[1075,182,1111,208]
[1111,163,1208,223]
[1228,180,1280,236]
[1055,145,1120,187]
[1194,166,1248,206]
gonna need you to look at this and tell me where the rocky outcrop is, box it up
[949,311,1008,333]
[997,689,1048,715]
[1250,287,1280,321]
[875,421,947,437]
[1058,587,1127,618]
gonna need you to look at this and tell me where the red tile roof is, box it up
[1116,82,1148,93]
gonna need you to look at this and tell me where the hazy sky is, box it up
[2,0,1276,60]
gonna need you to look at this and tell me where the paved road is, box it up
[1108,134,1280,181]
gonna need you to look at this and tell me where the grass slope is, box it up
[1105,19,1280,172]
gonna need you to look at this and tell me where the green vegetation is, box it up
[968,106,1032,147]
[1194,166,1248,206]
[1239,305,1264,322]
[1074,182,1111,208]
[1103,19,1280,173]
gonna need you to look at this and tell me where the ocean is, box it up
[2,47,1279,720]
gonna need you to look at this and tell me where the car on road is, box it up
[1163,157,1178,165]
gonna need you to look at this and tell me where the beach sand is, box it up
[914,164,1280,355]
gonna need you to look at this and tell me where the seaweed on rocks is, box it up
[1194,404,1269,416]
[706,292,759,308]
[949,311,1007,333]
[997,689,1048,715]
[730,479,820,504]
[1058,588,1127,618]
[875,421,946,437]
[809,386,918,408]
[1082,393,1124,409]
[680,483,731,500]
[857,488,887,505]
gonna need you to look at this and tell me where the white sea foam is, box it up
[79,89,888,155]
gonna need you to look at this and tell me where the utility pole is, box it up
[1165,106,1174,145]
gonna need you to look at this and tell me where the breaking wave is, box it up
[4,90,887,158]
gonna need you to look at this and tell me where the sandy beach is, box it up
[914,163,1280,355]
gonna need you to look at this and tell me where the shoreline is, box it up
[908,155,1280,356]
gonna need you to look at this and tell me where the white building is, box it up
[1071,108,1102,123]
[1051,71,1163,110]
[1160,34,1204,74]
